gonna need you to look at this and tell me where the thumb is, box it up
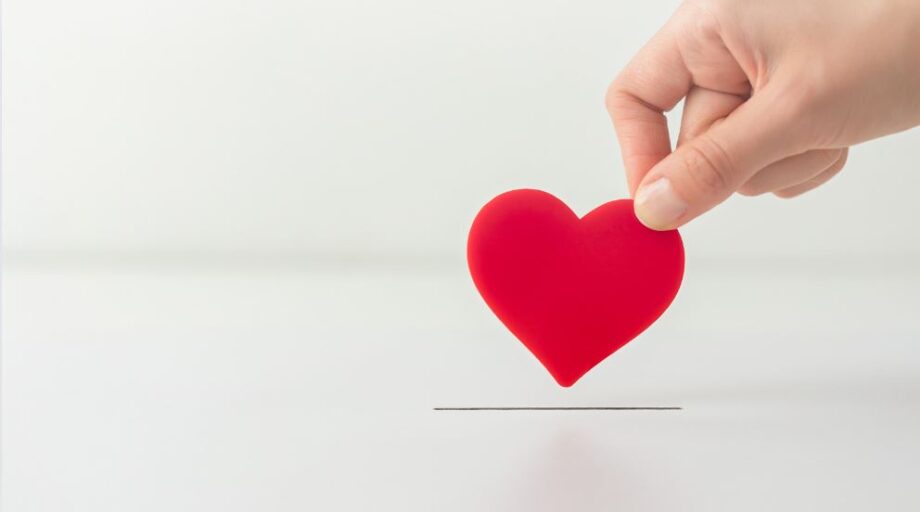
[633,91,802,230]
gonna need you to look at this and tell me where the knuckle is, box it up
[604,83,628,116]
[810,149,848,185]
[681,136,736,196]
[773,189,800,199]
[682,0,724,37]
[736,183,765,197]
[604,84,617,114]
[833,148,850,171]
[681,0,726,20]
[817,148,844,168]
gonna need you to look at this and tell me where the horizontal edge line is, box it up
[432,407,682,411]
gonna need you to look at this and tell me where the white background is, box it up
[4,1,920,511]
[4,0,919,261]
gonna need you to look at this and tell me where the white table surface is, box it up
[3,255,920,511]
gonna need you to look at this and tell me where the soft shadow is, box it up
[494,426,671,512]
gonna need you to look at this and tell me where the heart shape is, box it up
[467,189,684,387]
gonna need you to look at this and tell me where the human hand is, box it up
[607,0,920,230]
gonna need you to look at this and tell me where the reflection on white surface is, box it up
[3,256,920,510]
[497,427,651,511]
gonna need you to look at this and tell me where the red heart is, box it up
[467,189,685,387]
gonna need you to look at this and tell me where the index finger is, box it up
[606,25,692,195]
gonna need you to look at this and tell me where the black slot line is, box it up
[433,406,682,411]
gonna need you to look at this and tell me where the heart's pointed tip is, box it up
[550,373,582,388]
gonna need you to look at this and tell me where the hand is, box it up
[606,0,920,230]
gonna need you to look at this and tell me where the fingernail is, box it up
[634,177,687,230]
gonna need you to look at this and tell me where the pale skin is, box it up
[607,0,920,230]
